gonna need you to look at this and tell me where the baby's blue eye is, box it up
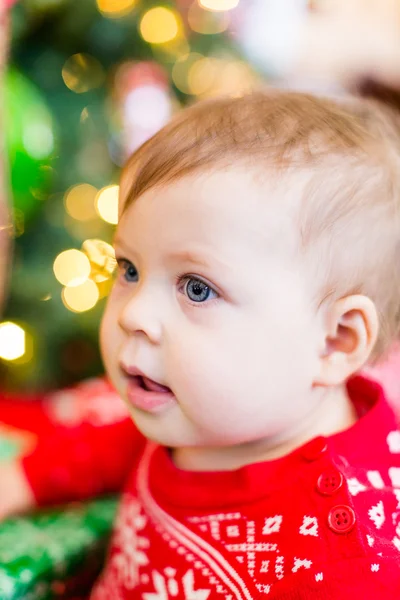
[125,264,138,282]
[117,259,138,283]
[185,278,216,303]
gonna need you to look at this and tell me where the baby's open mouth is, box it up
[124,371,175,412]
[137,375,171,394]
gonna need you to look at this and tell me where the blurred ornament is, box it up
[53,249,91,288]
[95,185,119,225]
[82,239,116,283]
[125,85,171,129]
[115,60,169,92]
[62,279,100,313]
[62,54,105,94]
[139,7,182,44]
[5,69,56,222]
[96,0,137,19]
[188,1,230,34]
[112,61,174,158]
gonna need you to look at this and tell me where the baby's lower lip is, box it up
[125,376,175,413]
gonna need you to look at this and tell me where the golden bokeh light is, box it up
[212,60,255,97]
[185,58,256,98]
[0,322,26,361]
[95,185,119,225]
[188,56,219,95]
[53,249,91,288]
[188,2,230,34]
[96,0,136,18]
[64,184,98,222]
[140,7,181,44]
[172,53,204,94]
[62,279,100,313]
[82,239,116,282]
[199,0,239,10]
[62,54,105,94]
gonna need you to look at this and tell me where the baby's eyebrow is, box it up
[166,250,213,270]
[113,235,131,252]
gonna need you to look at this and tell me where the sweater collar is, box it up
[148,376,398,510]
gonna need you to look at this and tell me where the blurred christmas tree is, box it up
[1,0,258,392]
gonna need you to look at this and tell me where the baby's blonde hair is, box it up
[121,91,400,360]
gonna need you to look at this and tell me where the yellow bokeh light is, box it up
[172,53,204,94]
[64,184,98,222]
[82,239,116,282]
[95,185,119,225]
[188,2,230,34]
[53,249,91,288]
[199,0,239,11]
[188,57,219,95]
[140,7,180,44]
[0,322,26,361]
[213,60,255,97]
[96,0,136,18]
[62,280,100,313]
[62,54,105,94]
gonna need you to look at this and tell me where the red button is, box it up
[328,505,356,533]
[301,436,328,462]
[317,469,343,496]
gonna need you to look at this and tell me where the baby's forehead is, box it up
[121,163,310,218]
[119,166,307,262]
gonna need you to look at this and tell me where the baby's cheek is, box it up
[99,307,118,366]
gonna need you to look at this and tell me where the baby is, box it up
[89,90,400,598]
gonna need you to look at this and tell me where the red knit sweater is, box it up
[88,377,400,599]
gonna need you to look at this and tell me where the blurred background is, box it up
[1,0,276,392]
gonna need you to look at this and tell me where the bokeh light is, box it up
[62,54,105,94]
[125,85,172,129]
[53,249,91,288]
[188,1,230,34]
[199,0,239,10]
[82,239,116,283]
[172,54,253,97]
[62,279,100,313]
[23,122,54,160]
[0,322,26,361]
[64,184,98,221]
[95,185,119,225]
[211,60,255,97]
[96,0,137,18]
[172,53,204,94]
[139,7,181,44]
[188,56,219,95]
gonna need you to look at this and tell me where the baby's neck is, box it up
[172,384,357,472]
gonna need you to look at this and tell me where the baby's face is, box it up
[101,167,323,449]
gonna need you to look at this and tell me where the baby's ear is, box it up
[314,295,379,387]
